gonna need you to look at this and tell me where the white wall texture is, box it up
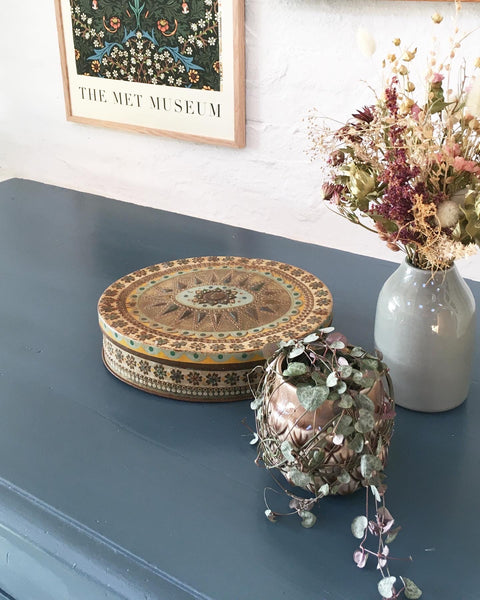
[1,0,480,281]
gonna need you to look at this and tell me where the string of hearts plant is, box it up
[250,328,422,599]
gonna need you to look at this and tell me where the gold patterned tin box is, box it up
[98,256,333,402]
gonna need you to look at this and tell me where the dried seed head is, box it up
[402,49,417,62]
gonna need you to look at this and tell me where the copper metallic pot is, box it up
[263,355,394,495]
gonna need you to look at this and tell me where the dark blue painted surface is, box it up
[0,178,478,599]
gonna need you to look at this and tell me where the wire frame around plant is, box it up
[251,330,396,518]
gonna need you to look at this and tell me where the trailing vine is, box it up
[249,327,421,599]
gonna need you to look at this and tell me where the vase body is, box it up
[374,260,476,412]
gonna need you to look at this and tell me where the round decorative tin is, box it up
[98,256,333,402]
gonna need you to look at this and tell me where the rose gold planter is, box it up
[263,355,393,494]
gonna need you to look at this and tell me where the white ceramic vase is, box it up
[374,259,476,412]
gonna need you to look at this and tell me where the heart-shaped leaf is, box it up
[370,484,382,503]
[265,509,277,523]
[326,372,338,387]
[401,577,422,599]
[297,384,329,411]
[385,526,401,544]
[348,433,364,453]
[319,326,335,334]
[319,483,330,496]
[280,440,295,462]
[339,364,353,378]
[338,394,353,409]
[338,470,351,484]
[353,370,364,384]
[333,433,344,445]
[309,449,325,468]
[250,396,263,410]
[357,393,375,412]
[378,576,396,599]
[335,414,353,436]
[287,468,313,488]
[350,346,365,358]
[360,455,383,479]
[299,510,317,528]
[289,345,305,359]
[355,408,375,433]
[282,362,308,378]
[361,358,381,371]
[353,549,368,568]
[311,371,325,384]
[326,332,348,346]
[351,515,368,539]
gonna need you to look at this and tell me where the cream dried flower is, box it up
[466,77,480,117]
[423,237,477,269]
[356,27,376,58]
[436,200,461,228]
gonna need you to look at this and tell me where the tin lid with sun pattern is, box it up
[98,256,333,401]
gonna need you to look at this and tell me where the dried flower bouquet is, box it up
[309,8,480,271]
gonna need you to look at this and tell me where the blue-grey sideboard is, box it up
[0,179,478,599]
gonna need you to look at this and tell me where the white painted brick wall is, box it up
[1,0,479,280]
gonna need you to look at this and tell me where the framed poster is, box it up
[54,0,245,147]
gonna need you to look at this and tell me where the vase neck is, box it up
[401,259,457,282]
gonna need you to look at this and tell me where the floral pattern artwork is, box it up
[70,0,221,90]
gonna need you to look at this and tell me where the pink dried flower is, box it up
[431,72,444,84]
[410,103,421,120]
[445,142,461,157]
[453,156,480,175]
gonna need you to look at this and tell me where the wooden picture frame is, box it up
[54,0,245,147]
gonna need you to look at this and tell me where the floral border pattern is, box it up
[103,336,262,401]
